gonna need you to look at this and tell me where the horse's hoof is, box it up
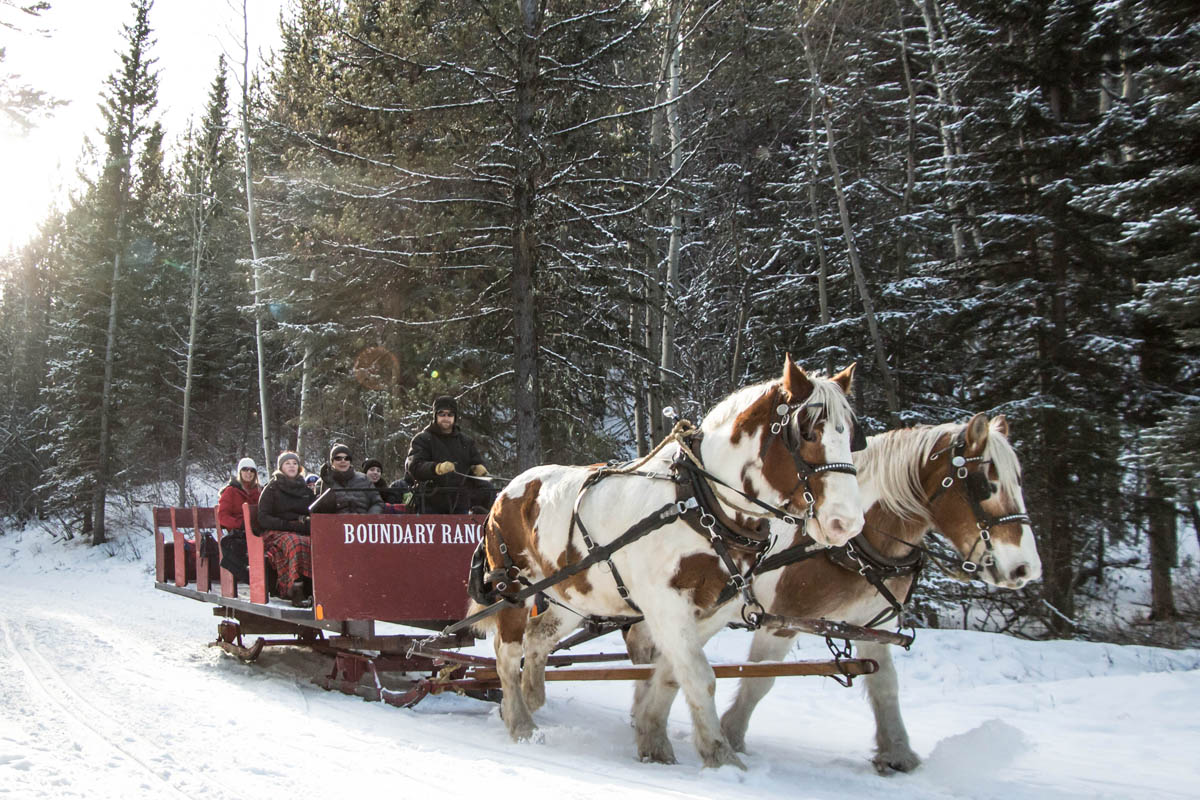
[638,749,678,765]
[507,720,538,742]
[873,749,921,774]
[701,740,747,770]
[637,737,677,765]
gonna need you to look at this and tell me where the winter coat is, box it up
[317,468,383,515]
[257,472,313,535]
[217,478,262,532]
[404,423,485,489]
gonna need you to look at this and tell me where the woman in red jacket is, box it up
[217,457,262,532]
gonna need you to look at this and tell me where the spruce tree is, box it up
[38,0,160,543]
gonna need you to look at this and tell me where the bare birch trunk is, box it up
[914,0,966,260]
[94,72,140,544]
[807,102,833,377]
[802,26,900,421]
[178,195,207,507]
[241,0,271,469]
[296,264,318,460]
[641,0,680,445]
[511,0,543,471]
[659,0,683,418]
[94,199,126,545]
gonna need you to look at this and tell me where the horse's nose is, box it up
[1004,561,1040,587]
[823,511,863,543]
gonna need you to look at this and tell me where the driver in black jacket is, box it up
[404,395,492,513]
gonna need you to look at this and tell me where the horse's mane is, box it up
[858,419,1024,522]
[701,373,856,434]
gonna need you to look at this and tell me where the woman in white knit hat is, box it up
[217,456,261,533]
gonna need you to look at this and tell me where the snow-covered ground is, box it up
[2,520,1199,800]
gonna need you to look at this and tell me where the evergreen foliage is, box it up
[0,0,1194,637]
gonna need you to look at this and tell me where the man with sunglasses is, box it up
[404,395,492,514]
[316,444,383,514]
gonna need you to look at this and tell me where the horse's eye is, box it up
[966,471,993,499]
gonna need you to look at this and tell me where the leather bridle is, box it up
[927,434,1032,579]
[758,401,863,523]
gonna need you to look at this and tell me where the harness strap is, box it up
[836,540,915,629]
[442,497,695,636]
[575,510,644,614]
[752,537,830,575]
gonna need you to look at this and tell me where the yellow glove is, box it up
[471,464,488,477]
[435,461,455,476]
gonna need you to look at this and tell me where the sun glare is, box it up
[0,126,68,253]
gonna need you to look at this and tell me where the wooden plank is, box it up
[467,659,877,682]
[154,509,168,583]
[244,503,268,604]
[171,507,187,588]
[757,613,914,647]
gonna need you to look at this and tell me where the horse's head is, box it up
[709,354,865,547]
[919,413,1042,589]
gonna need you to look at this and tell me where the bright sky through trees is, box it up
[0,0,285,252]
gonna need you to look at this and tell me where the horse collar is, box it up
[829,534,925,578]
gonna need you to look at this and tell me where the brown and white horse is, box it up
[717,413,1042,772]
[470,356,865,768]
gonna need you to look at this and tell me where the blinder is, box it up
[850,419,868,453]
[775,402,865,458]
[965,469,993,502]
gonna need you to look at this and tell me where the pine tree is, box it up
[0,212,60,520]
[257,0,658,470]
[38,0,160,543]
[934,0,1134,631]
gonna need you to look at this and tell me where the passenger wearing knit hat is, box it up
[361,458,387,491]
[257,450,316,607]
[276,451,300,472]
[315,443,383,515]
[217,456,262,533]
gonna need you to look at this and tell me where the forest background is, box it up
[0,0,1196,643]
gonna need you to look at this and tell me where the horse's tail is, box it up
[465,508,506,637]
[464,599,499,637]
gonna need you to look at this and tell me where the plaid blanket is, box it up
[263,530,311,597]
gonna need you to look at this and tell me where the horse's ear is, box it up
[964,412,990,456]
[831,362,857,395]
[992,414,1010,438]
[781,353,813,402]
